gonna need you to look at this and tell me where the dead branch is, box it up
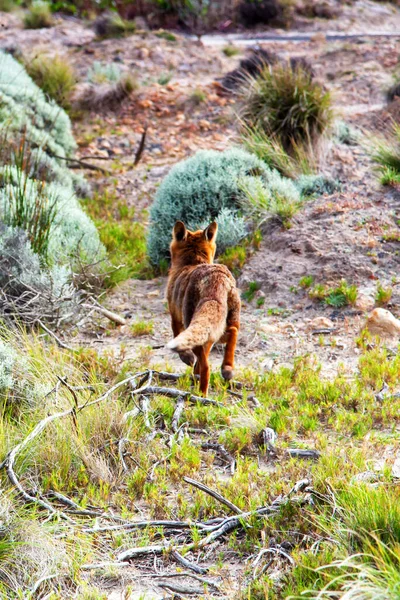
[134,126,148,166]
[201,442,236,474]
[287,449,320,460]
[51,153,111,174]
[80,302,126,326]
[171,550,208,575]
[37,320,74,351]
[172,395,186,432]
[158,582,206,595]
[183,476,242,515]
[117,479,311,562]
[143,386,221,407]
[1,373,147,515]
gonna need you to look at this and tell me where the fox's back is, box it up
[168,263,236,328]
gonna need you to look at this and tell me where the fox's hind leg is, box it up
[193,342,212,396]
[221,290,240,381]
[171,316,195,367]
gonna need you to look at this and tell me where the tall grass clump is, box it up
[24,54,77,110]
[238,62,332,177]
[373,122,400,186]
[147,147,300,266]
[24,0,53,28]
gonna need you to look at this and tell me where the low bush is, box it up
[93,11,136,39]
[0,0,16,11]
[74,73,137,112]
[237,61,332,153]
[222,47,313,93]
[87,61,122,84]
[24,53,77,110]
[373,123,400,186]
[147,147,300,266]
[24,0,53,28]
[0,50,104,324]
[295,174,341,197]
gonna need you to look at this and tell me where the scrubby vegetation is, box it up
[24,0,53,29]
[147,148,301,266]
[238,61,332,177]
[0,326,399,597]
[373,123,400,186]
[24,53,77,110]
[0,51,104,324]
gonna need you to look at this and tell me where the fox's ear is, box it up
[204,221,218,242]
[173,221,187,242]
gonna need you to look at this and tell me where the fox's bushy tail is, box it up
[167,300,226,352]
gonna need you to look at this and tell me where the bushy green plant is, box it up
[373,123,400,186]
[0,0,16,11]
[0,51,105,323]
[334,120,360,145]
[237,62,332,152]
[295,174,341,197]
[25,53,77,110]
[147,148,298,266]
[94,11,136,39]
[24,0,53,28]
[87,61,122,84]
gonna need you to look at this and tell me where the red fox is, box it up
[166,221,241,396]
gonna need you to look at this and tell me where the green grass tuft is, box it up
[24,53,76,110]
[24,0,53,29]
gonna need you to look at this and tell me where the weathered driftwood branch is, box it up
[183,476,242,515]
[171,550,208,575]
[201,441,236,474]
[143,386,221,407]
[116,479,311,562]
[80,303,126,326]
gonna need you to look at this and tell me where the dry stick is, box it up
[143,386,221,407]
[117,479,311,562]
[37,320,74,351]
[134,126,148,166]
[83,518,209,534]
[201,442,236,474]
[171,550,208,575]
[158,582,205,595]
[183,476,242,515]
[172,395,185,433]
[52,154,111,174]
[287,449,320,460]
[142,571,219,589]
[118,438,129,473]
[48,491,103,517]
[80,303,126,326]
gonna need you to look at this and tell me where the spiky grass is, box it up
[373,123,400,186]
[23,0,53,29]
[237,63,333,152]
[24,53,77,110]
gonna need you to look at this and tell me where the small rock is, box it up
[366,308,400,338]
[392,457,400,479]
[306,317,334,331]
[355,294,375,312]
[139,47,150,60]
[261,358,274,372]
[351,471,380,484]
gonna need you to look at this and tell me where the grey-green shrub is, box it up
[296,174,341,197]
[0,50,105,323]
[147,147,299,266]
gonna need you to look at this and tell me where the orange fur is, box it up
[166,221,241,396]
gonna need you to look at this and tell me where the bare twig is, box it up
[37,320,74,351]
[172,395,186,432]
[183,477,242,515]
[80,303,126,326]
[201,442,236,474]
[134,126,148,166]
[171,550,208,575]
[144,386,221,407]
